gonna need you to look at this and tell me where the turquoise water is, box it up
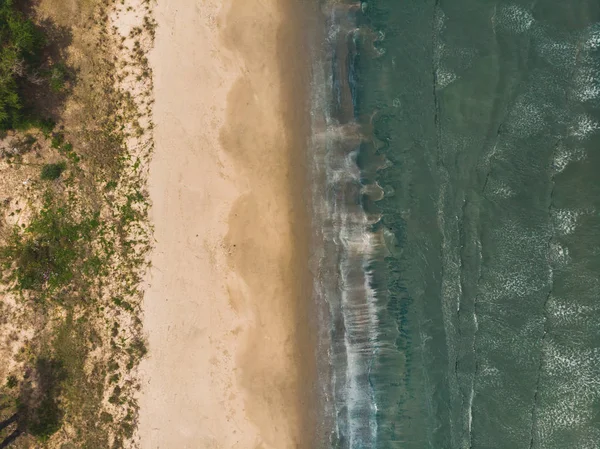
[309,1,600,448]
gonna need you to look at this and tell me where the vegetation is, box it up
[0,0,155,446]
[0,192,100,295]
[48,63,67,93]
[5,376,16,389]
[0,0,47,130]
[0,358,66,447]
[20,358,66,441]
[40,161,66,180]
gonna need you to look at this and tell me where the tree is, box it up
[0,0,45,130]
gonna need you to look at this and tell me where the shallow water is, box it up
[307,1,600,448]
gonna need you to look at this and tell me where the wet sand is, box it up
[137,0,315,448]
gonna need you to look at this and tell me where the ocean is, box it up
[307,1,600,448]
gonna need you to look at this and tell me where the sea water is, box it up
[308,1,600,448]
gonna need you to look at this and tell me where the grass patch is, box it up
[0,192,101,297]
[50,133,64,149]
[49,63,69,93]
[45,314,109,447]
[40,162,66,180]
[5,375,17,389]
[14,117,55,135]
[111,296,133,311]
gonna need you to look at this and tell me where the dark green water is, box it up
[310,1,600,448]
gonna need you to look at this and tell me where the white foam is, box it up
[547,296,598,325]
[467,386,474,433]
[570,114,599,139]
[309,37,382,444]
[485,177,515,198]
[537,340,600,445]
[480,220,550,302]
[552,209,579,235]
[548,241,570,267]
[582,25,600,51]
[506,95,545,137]
[534,26,577,69]
[436,67,458,89]
[573,67,600,102]
[494,4,534,34]
[552,144,586,173]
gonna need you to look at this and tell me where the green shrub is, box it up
[0,0,46,130]
[28,394,62,440]
[40,162,66,180]
[15,117,55,135]
[50,133,64,149]
[11,214,77,290]
[108,385,121,404]
[105,180,118,191]
[112,296,133,311]
[6,374,17,388]
[128,337,147,359]
[37,118,55,135]
[121,422,134,438]
[49,63,68,92]
[0,193,100,295]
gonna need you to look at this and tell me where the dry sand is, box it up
[138,0,314,448]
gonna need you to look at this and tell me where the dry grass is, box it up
[36,0,97,27]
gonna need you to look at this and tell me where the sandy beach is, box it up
[138,0,314,448]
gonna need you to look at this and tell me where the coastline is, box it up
[138,0,315,447]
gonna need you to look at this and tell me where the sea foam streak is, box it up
[308,2,383,447]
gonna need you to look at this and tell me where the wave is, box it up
[308,2,385,447]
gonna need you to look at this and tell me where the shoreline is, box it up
[273,0,319,444]
[138,0,316,447]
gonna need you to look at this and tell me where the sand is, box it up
[137,0,314,448]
